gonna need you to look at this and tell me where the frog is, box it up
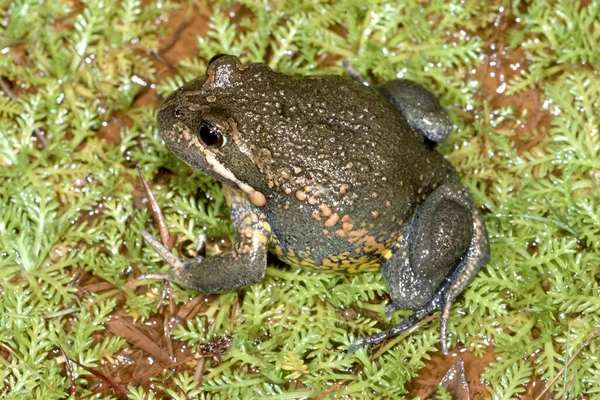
[141,54,489,353]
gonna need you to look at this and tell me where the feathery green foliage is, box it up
[1,0,600,398]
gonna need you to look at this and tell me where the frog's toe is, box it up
[376,79,452,143]
[137,261,198,291]
[348,303,436,354]
[348,332,385,354]
[139,254,205,282]
[141,229,211,289]
[142,229,186,269]
[384,302,399,319]
[137,269,179,283]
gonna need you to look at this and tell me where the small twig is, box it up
[315,377,350,400]
[159,18,192,54]
[137,166,171,247]
[562,375,575,400]
[153,51,177,73]
[126,354,201,383]
[0,78,48,147]
[535,325,600,400]
[193,312,224,384]
[71,359,130,396]
[312,378,349,400]
[164,296,175,358]
[152,18,192,73]
[57,346,77,395]
[229,294,239,334]
[0,36,27,44]
[0,78,19,102]
[81,354,208,399]
[194,357,206,385]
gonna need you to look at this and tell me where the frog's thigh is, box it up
[376,79,452,143]
[381,184,474,311]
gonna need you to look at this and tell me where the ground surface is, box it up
[1,0,600,399]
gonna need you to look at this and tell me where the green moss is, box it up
[1,0,600,398]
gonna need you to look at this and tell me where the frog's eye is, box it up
[198,122,225,148]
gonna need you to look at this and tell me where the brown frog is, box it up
[142,55,489,353]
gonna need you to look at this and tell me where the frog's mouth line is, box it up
[203,151,267,207]
[175,122,267,208]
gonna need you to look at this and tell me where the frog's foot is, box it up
[376,79,452,143]
[139,228,268,294]
[342,61,452,143]
[349,254,473,354]
[355,184,489,354]
[138,229,204,283]
[348,290,442,354]
[384,302,401,320]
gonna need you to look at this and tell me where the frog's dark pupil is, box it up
[198,123,222,147]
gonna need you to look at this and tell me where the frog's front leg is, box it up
[140,188,270,293]
[349,183,489,353]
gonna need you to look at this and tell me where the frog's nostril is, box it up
[174,108,183,118]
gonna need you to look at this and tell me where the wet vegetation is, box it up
[1,0,599,398]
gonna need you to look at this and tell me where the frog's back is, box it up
[219,64,459,272]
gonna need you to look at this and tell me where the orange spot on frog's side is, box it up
[295,190,307,201]
[312,210,322,221]
[348,229,369,238]
[342,221,354,231]
[324,213,340,227]
[249,191,267,207]
[335,229,346,237]
[342,228,389,255]
[319,204,332,217]
[362,235,387,253]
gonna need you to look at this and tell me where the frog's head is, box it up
[157,54,269,207]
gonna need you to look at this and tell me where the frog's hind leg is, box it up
[376,79,452,144]
[348,184,489,354]
[341,62,451,143]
